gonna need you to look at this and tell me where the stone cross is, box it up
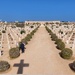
[13,60,29,74]
[0,50,1,56]
[6,32,10,49]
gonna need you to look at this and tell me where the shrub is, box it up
[11,26,16,28]
[23,34,32,42]
[47,29,51,33]
[45,26,53,35]
[51,34,58,41]
[2,30,6,33]
[49,31,53,35]
[57,41,65,50]
[27,34,32,39]
[55,39,62,44]
[30,26,34,28]
[25,36,30,41]
[21,26,39,45]
[32,30,36,33]
[61,31,63,34]
[30,32,34,35]
[0,61,10,72]
[69,61,75,71]
[0,32,2,35]
[60,48,73,59]
[9,47,20,58]
[20,30,25,34]
[45,26,51,33]
[21,39,28,45]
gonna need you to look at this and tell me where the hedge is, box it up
[60,48,73,59]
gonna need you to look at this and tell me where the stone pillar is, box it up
[0,50,1,56]
[62,32,65,41]
[67,32,73,45]
[66,39,69,44]
[72,38,75,55]
[6,31,10,49]
[1,33,3,49]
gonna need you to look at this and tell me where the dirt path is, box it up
[7,25,75,75]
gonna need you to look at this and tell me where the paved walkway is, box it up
[6,25,75,74]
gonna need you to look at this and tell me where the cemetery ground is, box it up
[1,25,75,75]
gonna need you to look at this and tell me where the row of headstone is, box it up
[47,23,75,55]
[0,23,39,57]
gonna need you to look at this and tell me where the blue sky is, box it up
[0,0,75,22]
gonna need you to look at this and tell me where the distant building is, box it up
[25,21,60,24]
[15,21,19,23]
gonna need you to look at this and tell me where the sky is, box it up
[0,0,75,22]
